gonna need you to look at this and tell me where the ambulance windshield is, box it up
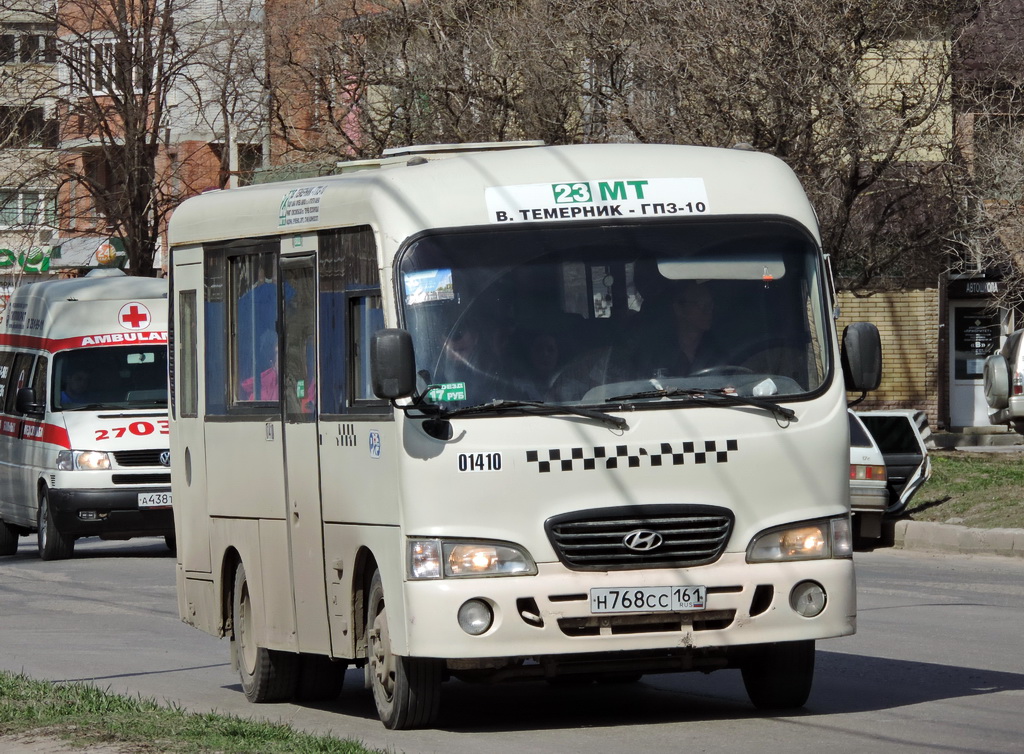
[53,346,168,410]
[397,217,831,408]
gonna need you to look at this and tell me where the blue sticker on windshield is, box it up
[404,269,454,305]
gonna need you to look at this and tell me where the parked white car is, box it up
[848,410,888,540]
[855,409,933,517]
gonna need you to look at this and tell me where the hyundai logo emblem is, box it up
[159,450,171,467]
[623,529,663,551]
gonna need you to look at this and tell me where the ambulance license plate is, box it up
[590,586,706,614]
[138,492,172,509]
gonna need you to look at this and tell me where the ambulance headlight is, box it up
[408,539,537,579]
[746,516,853,563]
[56,450,112,471]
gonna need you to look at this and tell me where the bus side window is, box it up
[230,252,279,405]
[350,294,384,405]
[317,225,382,415]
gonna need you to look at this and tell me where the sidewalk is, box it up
[893,519,1024,558]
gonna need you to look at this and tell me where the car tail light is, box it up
[850,464,886,481]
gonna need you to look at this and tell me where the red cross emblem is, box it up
[119,302,151,330]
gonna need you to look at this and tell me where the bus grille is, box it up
[545,505,733,571]
[113,450,169,467]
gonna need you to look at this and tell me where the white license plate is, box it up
[138,492,172,509]
[590,586,707,614]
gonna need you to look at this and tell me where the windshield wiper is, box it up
[605,387,796,422]
[440,399,627,429]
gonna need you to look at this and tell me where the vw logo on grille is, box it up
[623,529,663,551]
[159,451,171,467]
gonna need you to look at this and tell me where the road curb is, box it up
[892,520,1024,558]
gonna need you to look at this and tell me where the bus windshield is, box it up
[53,345,168,411]
[398,218,831,408]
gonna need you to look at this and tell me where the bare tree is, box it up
[267,0,983,292]
[952,0,1024,312]
[0,0,265,277]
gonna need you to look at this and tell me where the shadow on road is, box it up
[254,649,1024,733]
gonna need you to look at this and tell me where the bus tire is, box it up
[37,489,74,561]
[741,640,815,710]
[366,569,442,729]
[232,563,297,703]
[0,519,19,556]
[295,654,346,702]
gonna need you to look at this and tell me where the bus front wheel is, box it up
[232,563,297,703]
[740,640,815,710]
[37,489,74,561]
[366,569,442,729]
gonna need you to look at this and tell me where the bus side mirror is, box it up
[15,387,44,416]
[841,322,882,393]
[371,328,416,400]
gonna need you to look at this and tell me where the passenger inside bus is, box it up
[240,332,279,401]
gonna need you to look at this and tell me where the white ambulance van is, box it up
[0,269,173,560]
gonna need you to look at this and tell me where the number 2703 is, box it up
[95,420,168,441]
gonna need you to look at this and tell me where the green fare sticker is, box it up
[427,382,467,402]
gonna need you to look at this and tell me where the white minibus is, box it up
[0,269,173,560]
[168,142,880,729]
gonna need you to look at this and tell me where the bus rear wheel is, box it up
[37,489,74,561]
[741,640,815,710]
[232,563,297,702]
[366,569,442,729]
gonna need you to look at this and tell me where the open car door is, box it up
[855,410,932,516]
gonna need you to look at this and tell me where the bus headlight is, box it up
[407,539,538,579]
[746,516,852,563]
[56,450,112,471]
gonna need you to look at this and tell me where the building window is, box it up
[0,106,59,148]
[70,39,139,94]
[0,190,56,228]
[0,23,58,64]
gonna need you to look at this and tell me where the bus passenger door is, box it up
[280,255,331,655]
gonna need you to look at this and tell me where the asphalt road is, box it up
[1,538,1023,754]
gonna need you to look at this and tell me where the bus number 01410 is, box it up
[458,452,502,472]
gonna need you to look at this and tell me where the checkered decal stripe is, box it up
[526,439,739,472]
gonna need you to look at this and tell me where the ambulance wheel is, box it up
[366,569,442,729]
[0,519,19,556]
[232,562,297,702]
[741,640,815,710]
[37,489,74,561]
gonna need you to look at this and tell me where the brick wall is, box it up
[836,289,940,426]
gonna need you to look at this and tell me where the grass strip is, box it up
[0,670,381,753]
[903,451,1024,530]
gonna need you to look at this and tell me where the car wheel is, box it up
[37,489,74,561]
[366,569,442,729]
[741,640,815,710]
[232,562,297,702]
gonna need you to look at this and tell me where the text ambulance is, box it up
[0,269,173,560]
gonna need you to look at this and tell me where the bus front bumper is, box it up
[398,553,856,660]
